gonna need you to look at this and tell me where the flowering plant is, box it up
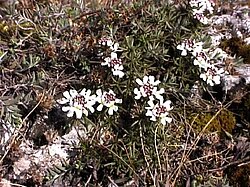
[145,99,173,125]
[96,89,122,115]
[134,75,164,101]
[57,89,96,119]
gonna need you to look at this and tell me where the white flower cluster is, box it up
[177,39,227,86]
[189,0,215,24]
[57,88,122,119]
[99,37,124,78]
[134,75,173,125]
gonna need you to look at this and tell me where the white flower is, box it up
[57,89,78,105]
[177,39,194,56]
[110,42,120,52]
[190,0,214,24]
[145,99,173,125]
[57,89,96,119]
[177,43,188,56]
[78,88,96,115]
[99,37,113,46]
[102,52,124,78]
[96,89,122,115]
[134,75,164,101]
[200,65,225,86]
[191,41,204,56]
[193,51,209,70]
[112,65,125,78]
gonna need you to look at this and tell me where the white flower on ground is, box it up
[195,13,209,24]
[57,89,78,105]
[102,52,124,78]
[191,41,204,56]
[96,89,122,115]
[110,42,120,52]
[193,51,210,70]
[177,39,194,56]
[190,0,214,24]
[99,37,113,47]
[145,99,173,125]
[134,75,164,101]
[200,65,225,86]
[57,89,96,119]
[177,43,188,56]
[112,65,125,78]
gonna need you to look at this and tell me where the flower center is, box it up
[197,52,207,60]
[104,93,116,104]
[186,39,194,49]
[110,58,122,68]
[143,83,153,96]
[155,105,167,116]
[73,95,86,106]
[207,67,216,76]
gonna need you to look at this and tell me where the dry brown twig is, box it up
[171,107,224,186]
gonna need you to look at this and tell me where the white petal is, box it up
[63,91,71,99]
[67,109,74,118]
[111,52,118,59]
[96,89,102,96]
[111,43,119,51]
[75,109,83,119]
[115,98,122,104]
[108,108,114,115]
[143,76,149,84]
[97,104,104,111]
[133,87,139,94]
[107,40,113,47]
[57,98,69,104]
[89,106,95,113]
[147,100,155,108]
[79,88,86,96]
[150,116,157,121]
[62,106,70,112]
[148,76,155,84]
[200,73,207,81]
[70,89,78,98]
[145,110,153,117]
[165,117,172,123]
[136,78,143,85]
[181,50,187,56]
[85,89,92,97]
[213,75,221,85]
[83,108,89,116]
[160,118,166,125]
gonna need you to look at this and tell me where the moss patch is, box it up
[220,37,250,64]
[191,109,236,134]
[226,163,250,187]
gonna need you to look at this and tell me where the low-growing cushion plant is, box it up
[0,0,249,186]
